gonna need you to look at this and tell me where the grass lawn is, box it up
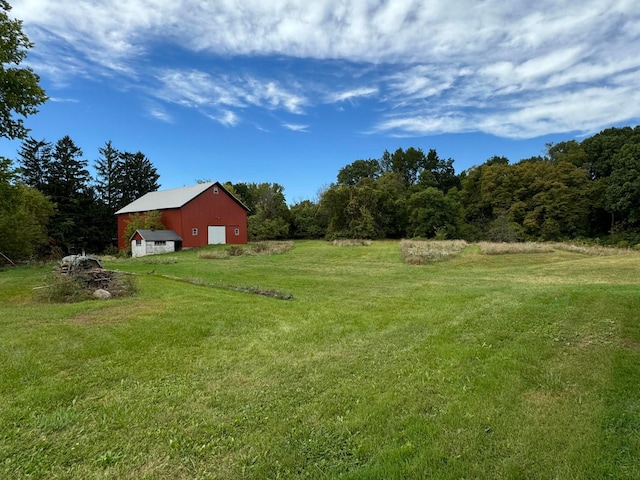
[1,240,639,479]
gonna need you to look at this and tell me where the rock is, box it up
[93,289,112,299]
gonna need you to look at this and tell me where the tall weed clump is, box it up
[198,241,294,259]
[401,239,467,264]
[477,242,554,255]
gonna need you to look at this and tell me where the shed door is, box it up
[208,226,226,245]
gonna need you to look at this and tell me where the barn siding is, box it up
[180,187,248,247]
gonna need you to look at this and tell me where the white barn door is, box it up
[208,226,226,245]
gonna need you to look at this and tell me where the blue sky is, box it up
[3,0,640,202]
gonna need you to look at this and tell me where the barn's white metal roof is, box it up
[115,182,216,214]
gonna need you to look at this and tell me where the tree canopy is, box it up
[0,0,47,140]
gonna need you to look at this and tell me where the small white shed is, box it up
[130,229,183,258]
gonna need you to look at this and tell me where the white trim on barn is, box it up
[130,229,183,258]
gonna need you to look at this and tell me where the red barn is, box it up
[115,182,249,250]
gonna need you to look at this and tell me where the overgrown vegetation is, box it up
[477,241,555,255]
[2,241,640,478]
[198,241,294,259]
[401,239,467,264]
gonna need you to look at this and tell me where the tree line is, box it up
[2,0,639,262]
[225,125,639,247]
[1,136,159,259]
[2,125,639,262]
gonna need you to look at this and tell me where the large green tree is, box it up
[232,182,290,240]
[94,140,121,209]
[0,0,47,140]
[336,159,381,186]
[115,151,160,209]
[0,157,53,262]
[606,143,640,229]
[44,136,94,253]
[406,187,458,238]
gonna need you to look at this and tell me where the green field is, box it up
[1,241,639,479]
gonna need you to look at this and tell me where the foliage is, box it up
[122,210,165,249]
[114,150,160,209]
[406,187,458,238]
[16,136,161,254]
[336,158,381,185]
[289,200,326,239]
[232,182,290,240]
[606,142,640,228]
[0,0,47,139]
[0,157,54,262]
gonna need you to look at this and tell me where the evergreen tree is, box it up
[45,136,93,253]
[17,136,52,191]
[94,140,122,208]
[115,151,160,208]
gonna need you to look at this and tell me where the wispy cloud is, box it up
[13,0,640,139]
[205,110,240,127]
[327,87,378,103]
[49,97,80,103]
[153,69,307,125]
[282,123,309,132]
[147,106,173,123]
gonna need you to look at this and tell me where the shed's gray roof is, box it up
[115,182,215,215]
[131,229,183,242]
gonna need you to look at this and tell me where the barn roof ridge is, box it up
[114,181,249,215]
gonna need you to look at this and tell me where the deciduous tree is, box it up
[0,0,47,139]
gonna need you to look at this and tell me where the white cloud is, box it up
[13,0,640,139]
[327,87,378,103]
[147,106,173,123]
[206,110,240,127]
[155,69,306,114]
[49,97,80,103]
[282,123,309,132]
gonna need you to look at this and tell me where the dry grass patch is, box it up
[477,241,639,256]
[198,241,294,259]
[551,242,637,256]
[477,242,554,255]
[401,239,467,264]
